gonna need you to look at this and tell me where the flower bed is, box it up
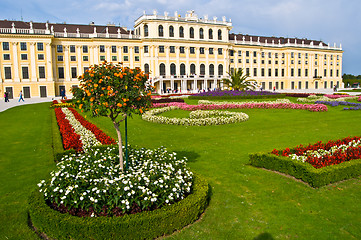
[270,136,361,168]
[198,98,292,105]
[37,146,194,217]
[298,95,358,103]
[314,101,361,110]
[152,102,328,112]
[142,106,249,126]
[188,90,285,100]
[151,98,185,104]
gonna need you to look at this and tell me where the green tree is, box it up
[72,61,153,171]
[222,68,257,91]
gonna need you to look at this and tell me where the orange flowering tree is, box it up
[72,61,153,171]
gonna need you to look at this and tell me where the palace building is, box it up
[0,10,343,99]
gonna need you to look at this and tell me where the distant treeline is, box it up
[343,74,361,87]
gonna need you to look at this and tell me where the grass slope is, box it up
[1,100,361,239]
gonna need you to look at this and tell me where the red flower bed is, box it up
[54,108,83,152]
[271,136,361,168]
[68,108,116,145]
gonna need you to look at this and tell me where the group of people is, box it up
[3,91,25,102]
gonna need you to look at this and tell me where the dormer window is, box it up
[209,29,213,39]
[144,24,149,37]
[218,29,222,40]
[199,28,204,39]
[169,26,174,37]
[190,27,194,38]
[179,26,184,38]
[158,25,164,37]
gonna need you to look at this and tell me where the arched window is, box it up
[218,29,222,40]
[169,26,174,37]
[199,28,204,39]
[218,64,223,76]
[158,25,164,37]
[144,63,149,74]
[189,27,194,39]
[209,64,214,76]
[190,64,196,75]
[179,26,184,38]
[209,29,213,39]
[170,63,176,75]
[180,63,186,75]
[144,25,148,37]
[200,64,205,76]
[159,63,166,76]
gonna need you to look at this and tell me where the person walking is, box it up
[60,88,66,100]
[5,92,9,102]
[18,90,24,102]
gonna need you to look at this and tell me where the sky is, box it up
[1,0,360,75]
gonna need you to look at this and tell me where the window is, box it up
[180,63,186,75]
[3,54,10,60]
[261,52,265,58]
[298,60,301,64]
[275,68,278,77]
[298,68,301,77]
[169,26,174,37]
[158,25,164,37]
[170,46,175,53]
[2,42,9,50]
[135,56,140,61]
[337,55,339,60]
[190,47,195,54]
[190,64,196,75]
[144,25,148,37]
[305,61,308,65]
[298,53,301,58]
[315,61,318,66]
[69,45,75,53]
[254,51,257,58]
[36,54,44,60]
[209,48,214,55]
[144,64,149,74]
[231,59,234,63]
[134,46,139,53]
[112,46,117,53]
[305,81,309,89]
[209,64,214,76]
[315,54,318,59]
[144,46,149,53]
[253,68,257,77]
[291,52,294,58]
[336,69,339,77]
[261,68,265,77]
[57,56,63,61]
[200,47,205,54]
[282,53,285,58]
[269,82,273,90]
[305,53,308,59]
[275,53,278,58]
[314,69,318,77]
[21,42,27,51]
[246,59,249,63]
[298,81,302,89]
[159,63,166,76]
[281,69,285,77]
[200,64,205,75]
[180,47,185,54]
[218,64,223,76]
[238,50,242,56]
[218,48,222,55]
[268,52,271,58]
[123,56,128,61]
[275,60,278,64]
[83,56,88,61]
[305,69,308,77]
[70,56,76,61]
[199,28,204,39]
[100,56,105,61]
[39,66,45,79]
[4,67,11,79]
[37,43,44,51]
[123,46,128,53]
[324,69,327,77]
[189,27,194,38]
[291,60,294,64]
[246,51,249,57]
[291,68,294,77]
[246,68,250,76]
[57,45,63,53]
[170,63,176,75]
[83,45,88,53]
[22,67,29,79]
[253,59,257,64]
[58,67,64,79]
[261,60,265,64]
[179,26,184,38]
[209,29,213,39]
[268,60,272,64]
[71,67,77,78]
[100,45,105,53]
[83,67,88,73]
[159,46,165,53]
[112,56,117,61]
[218,29,222,40]
[268,68,272,77]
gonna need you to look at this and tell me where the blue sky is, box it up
[1,0,360,75]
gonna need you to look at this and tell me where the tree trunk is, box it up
[113,121,124,172]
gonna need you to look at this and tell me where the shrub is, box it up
[29,173,209,240]
[151,98,185,104]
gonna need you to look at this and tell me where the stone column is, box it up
[29,42,37,81]
[63,45,70,81]
[77,45,82,75]
[12,42,20,82]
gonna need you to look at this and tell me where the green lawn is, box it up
[1,100,361,239]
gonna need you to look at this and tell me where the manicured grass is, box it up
[1,100,361,239]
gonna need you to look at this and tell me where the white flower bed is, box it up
[62,108,101,149]
[297,95,358,103]
[38,146,193,216]
[142,106,249,126]
[198,98,291,105]
[289,138,361,162]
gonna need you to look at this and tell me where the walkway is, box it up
[0,97,62,113]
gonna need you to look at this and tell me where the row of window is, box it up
[241,67,339,78]
[143,25,223,40]
[56,45,137,54]
[2,42,45,51]
[259,80,340,91]
[3,66,46,79]
[230,50,340,60]
[232,58,340,67]
[157,63,223,76]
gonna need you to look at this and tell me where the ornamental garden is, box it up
[2,67,361,239]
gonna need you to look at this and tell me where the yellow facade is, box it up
[0,10,343,98]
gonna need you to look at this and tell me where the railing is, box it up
[153,75,225,82]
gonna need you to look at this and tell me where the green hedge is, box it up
[28,173,210,240]
[51,108,64,159]
[249,153,361,188]
[188,94,286,100]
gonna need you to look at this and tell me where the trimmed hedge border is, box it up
[29,173,210,240]
[249,153,361,188]
[188,94,286,100]
[51,108,64,158]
